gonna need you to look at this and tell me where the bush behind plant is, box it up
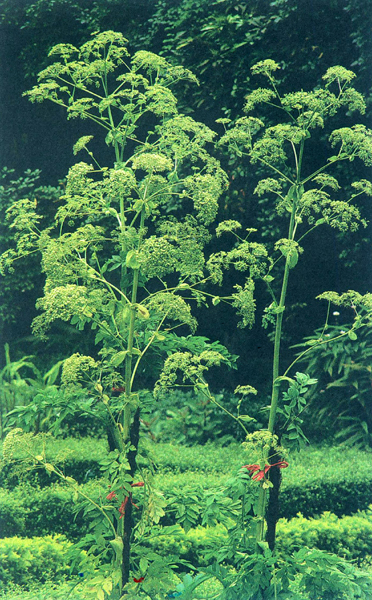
[0,535,82,590]
[2,509,372,591]
[2,447,372,541]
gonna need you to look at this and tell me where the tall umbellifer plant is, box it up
[155,62,372,599]
[0,31,233,598]
[217,57,372,543]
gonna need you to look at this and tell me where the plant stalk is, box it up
[255,186,299,550]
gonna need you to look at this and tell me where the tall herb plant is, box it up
[217,57,372,544]
[0,31,233,598]
[2,32,372,599]
[154,61,372,598]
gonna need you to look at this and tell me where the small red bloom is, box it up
[106,491,117,501]
[119,497,129,518]
[133,577,145,583]
[131,481,144,488]
[112,386,125,393]
[242,460,288,481]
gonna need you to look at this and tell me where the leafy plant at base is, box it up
[0,343,64,439]
[0,31,234,599]
[295,311,372,448]
[155,61,372,598]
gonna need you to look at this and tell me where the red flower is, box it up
[133,577,145,583]
[106,491,117,501]
[107,482,144,518]
[112,386,125,393]
[119,497,129,518]
[242,460,288,481]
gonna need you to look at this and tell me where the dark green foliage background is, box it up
[0,0,371,397]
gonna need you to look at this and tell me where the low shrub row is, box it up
[2,438,371,485]
[2,509,372,590]
[0,483,95,539]
[0,581,86,600]
[276,509,372,564]
[147,509,372,567]
[2,470,372,544]
[2,441,372,519]
[0,535,82,590]
[0,437,107,488]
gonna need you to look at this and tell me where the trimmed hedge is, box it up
[0,437,107,488]
[1,441,371,537]
[2,473,372,544]
[276,509,372,564]
[0,581,86,600]
[0,535,81,590]
[1,512,372,590]
[0,483,98,540]
[146,509,372,567]
[279,445,372,519]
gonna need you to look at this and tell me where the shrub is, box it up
[0,484,91,540]
[0,437,107,487]
[0,581,86,600]
[147,389,265,445]
[146,510,372,567]
[276,509,372,565]
[144,524,227,566]
[0,535,80,590]
[297,316,372,448]
[1,444,372,541]
[280,445,372,518]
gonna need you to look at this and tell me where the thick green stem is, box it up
[123,269,139,441]
[119,197,128,294]
[123,206,145,441]
[120,203,144,591]
[255,187,299,550]
[121,407,140,590]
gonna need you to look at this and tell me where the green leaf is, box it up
[348,330,358,340]
[126,250,140,269]
[136,305,150,319]
[140,557,149,572]
[287,248,299,269]
[111,351,128,367]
